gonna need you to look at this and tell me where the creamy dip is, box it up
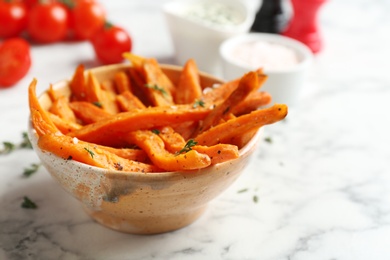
[230,40,299,70]
[183,2,243,28]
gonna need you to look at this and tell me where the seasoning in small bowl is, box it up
[163,0,255,75]
[220,33,313,106]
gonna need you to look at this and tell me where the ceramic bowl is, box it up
[163,0,255,76]
[28,63,262,235]
[220,32,313,106]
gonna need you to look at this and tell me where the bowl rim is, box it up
[220,32,313,74]
[29,63,261,178]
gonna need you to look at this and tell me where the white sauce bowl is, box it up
[220,33,313,106]
[163,0,255,76]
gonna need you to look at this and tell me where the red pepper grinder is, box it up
[282,0,327,54]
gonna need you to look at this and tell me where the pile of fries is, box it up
[28,53,288,173]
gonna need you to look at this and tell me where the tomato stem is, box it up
[104,21,114,30]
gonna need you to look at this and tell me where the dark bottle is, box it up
[250,0,288,34]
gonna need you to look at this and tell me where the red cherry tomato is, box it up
[0,1,28,38]
[27,2,69,43]
[71,1,106,40]
[90,23,132,64]
[0,38,31,87]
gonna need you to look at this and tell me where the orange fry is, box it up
[116,90,146,112]
[68,105,211,147]
[69,101,112,124]
[114,71,132,94]
[69,64,87,102]
[174,58,202,104]
[195,71,260,135]
[28,79,59,136]
[195,104,288,146]
[231,91,272,116]
[48,112,82,134]
[49,96,77,123]
[143,58,175,106]
[192,144,239,165]
[38,134,160,172]
[126,130,211,171]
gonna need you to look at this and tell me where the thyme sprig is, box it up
[23,163,41,178]
[145,84,167,96]
[21,196,38,209]
[0,132,32,155]
[84,147,95,158]
[176,139,197,155]
[192,99,205,108]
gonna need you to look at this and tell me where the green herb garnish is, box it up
[93,101,103,108]
[192,99,205,108]
[264,137,272,143]
[23,163,41,177]
[151,129,160,135]
[176,139,197,155]
[21,196,38,209]
[84,147,95,158]
[253,195,259,203]
[237,188,248,193]
[145,84,167,96]
[1,132,33,155]
[0,142,15,154]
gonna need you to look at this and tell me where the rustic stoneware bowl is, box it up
[28,63,262,235]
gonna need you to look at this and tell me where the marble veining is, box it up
[1,0,390,259]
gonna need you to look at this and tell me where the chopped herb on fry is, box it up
[151,129,160,135]
[93,101,103,108]
[23,163,41,177]
[84,147,95,158]
[145,84,167,96]
[177,139,197,155]
[21,196,38,209]
[193,99,205,108]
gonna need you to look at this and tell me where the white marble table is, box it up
[1,0,390,259]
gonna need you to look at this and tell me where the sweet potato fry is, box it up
[49,96,77,123]
[116,90,146,112]
[230,91,272,116]
[195,104,288,146]
[38,134,160,172]
[69,101,111,124]
[68,105,212,147]
[201,69,266,105]
[157,126,239,164]
[192,144,239,164]
[174,59,202,104]
[156,126,186,153]
[195,71,260,135]
[98,146,149,163]
[48,112,82,134]
[85,71,102,104]
[85,72,119,114]
[101,79,117,94]
[114,71,132,94]
[69,64,87,102]
[143,58,175,106]
[28,79,59,136]
[126,130,211,171]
